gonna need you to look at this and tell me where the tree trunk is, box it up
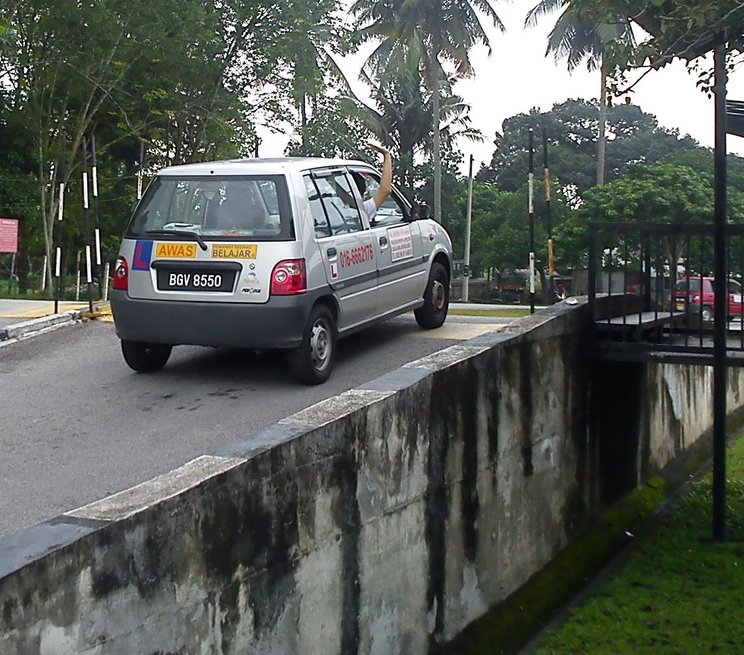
[300,94,308,155]
[597,60,608,186]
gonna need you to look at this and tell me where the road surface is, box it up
[0,311,510,539]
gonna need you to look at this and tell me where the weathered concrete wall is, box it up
[1,302,738,654]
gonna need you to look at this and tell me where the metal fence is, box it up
[588,222,744,365]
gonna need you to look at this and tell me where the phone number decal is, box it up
[340,244,374,268]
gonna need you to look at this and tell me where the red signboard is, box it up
[0,217,19,253]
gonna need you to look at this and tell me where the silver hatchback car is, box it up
[110,157,452,384]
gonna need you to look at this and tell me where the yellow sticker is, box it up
[155,242,197,259]
[212,244,258,259]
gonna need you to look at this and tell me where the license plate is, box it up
[156,269,236,292]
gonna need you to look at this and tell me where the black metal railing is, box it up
[588,222,744,365]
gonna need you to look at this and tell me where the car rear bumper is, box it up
[110,290,321,349]
[675,299,744,316]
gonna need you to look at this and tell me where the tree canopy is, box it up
[1,0,743,297]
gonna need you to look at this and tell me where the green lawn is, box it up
[449,308,532,318]
[532,434,744,655]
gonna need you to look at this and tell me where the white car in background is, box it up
[110,157,452,384]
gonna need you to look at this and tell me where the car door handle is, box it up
[327,247,337,257]
[379,236,388,247]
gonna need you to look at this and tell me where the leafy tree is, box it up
[284,94,373,159]
[0,0,351,286]
[480,99,699,200]
[555,163,715,269]
[1,0,155,281]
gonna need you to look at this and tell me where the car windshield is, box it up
[127,175,293,241]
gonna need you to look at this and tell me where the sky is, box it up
[257,2,744,174]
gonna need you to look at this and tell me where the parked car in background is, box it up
[674,276,744,322]
[110,157,453,384]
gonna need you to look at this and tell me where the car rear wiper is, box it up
[145,229,208,251]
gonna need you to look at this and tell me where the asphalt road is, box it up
[0,313,508,539]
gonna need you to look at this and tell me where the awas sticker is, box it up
[387,225,414,262]
[155,242,197,259]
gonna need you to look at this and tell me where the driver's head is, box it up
[199,180,222,201]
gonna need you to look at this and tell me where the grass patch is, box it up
[449,308,531,318]
[532,436,744,655]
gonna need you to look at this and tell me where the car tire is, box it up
[121,340,172,373]
[287,305,337,385]
[701,305,714,323]
[415,262,449,329]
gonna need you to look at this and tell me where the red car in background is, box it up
[674,276,744,322]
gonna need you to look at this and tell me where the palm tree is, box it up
[343,44,483,194]
[525,0,635,185]
[350,0,504,222]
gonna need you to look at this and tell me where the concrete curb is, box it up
[0,309,83,342]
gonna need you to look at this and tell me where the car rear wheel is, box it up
[287,305,337,385]
[121,340,172,373]
[415,262,449,329]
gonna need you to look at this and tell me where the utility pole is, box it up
[463,154,474,302]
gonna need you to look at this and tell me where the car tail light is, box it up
[112,256,129,291]
[271,259,306,295]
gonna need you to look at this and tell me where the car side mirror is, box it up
[412,203,432,220]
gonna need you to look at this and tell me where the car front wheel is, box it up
[415,262,449,329]
[121,340,172,373]
[287,305,337,385]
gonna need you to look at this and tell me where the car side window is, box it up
[357,171,407,224]
[304,175,332,238]
[311,173,364,235]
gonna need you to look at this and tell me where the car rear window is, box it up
[677,279,700,292]
[126,175,294,241]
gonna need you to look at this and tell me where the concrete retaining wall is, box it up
[1,302,738,654]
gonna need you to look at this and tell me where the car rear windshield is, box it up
[126,175,294,241]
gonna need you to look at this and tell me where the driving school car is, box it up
[110,157,453,384]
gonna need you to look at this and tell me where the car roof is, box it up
[155,157,374,177]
